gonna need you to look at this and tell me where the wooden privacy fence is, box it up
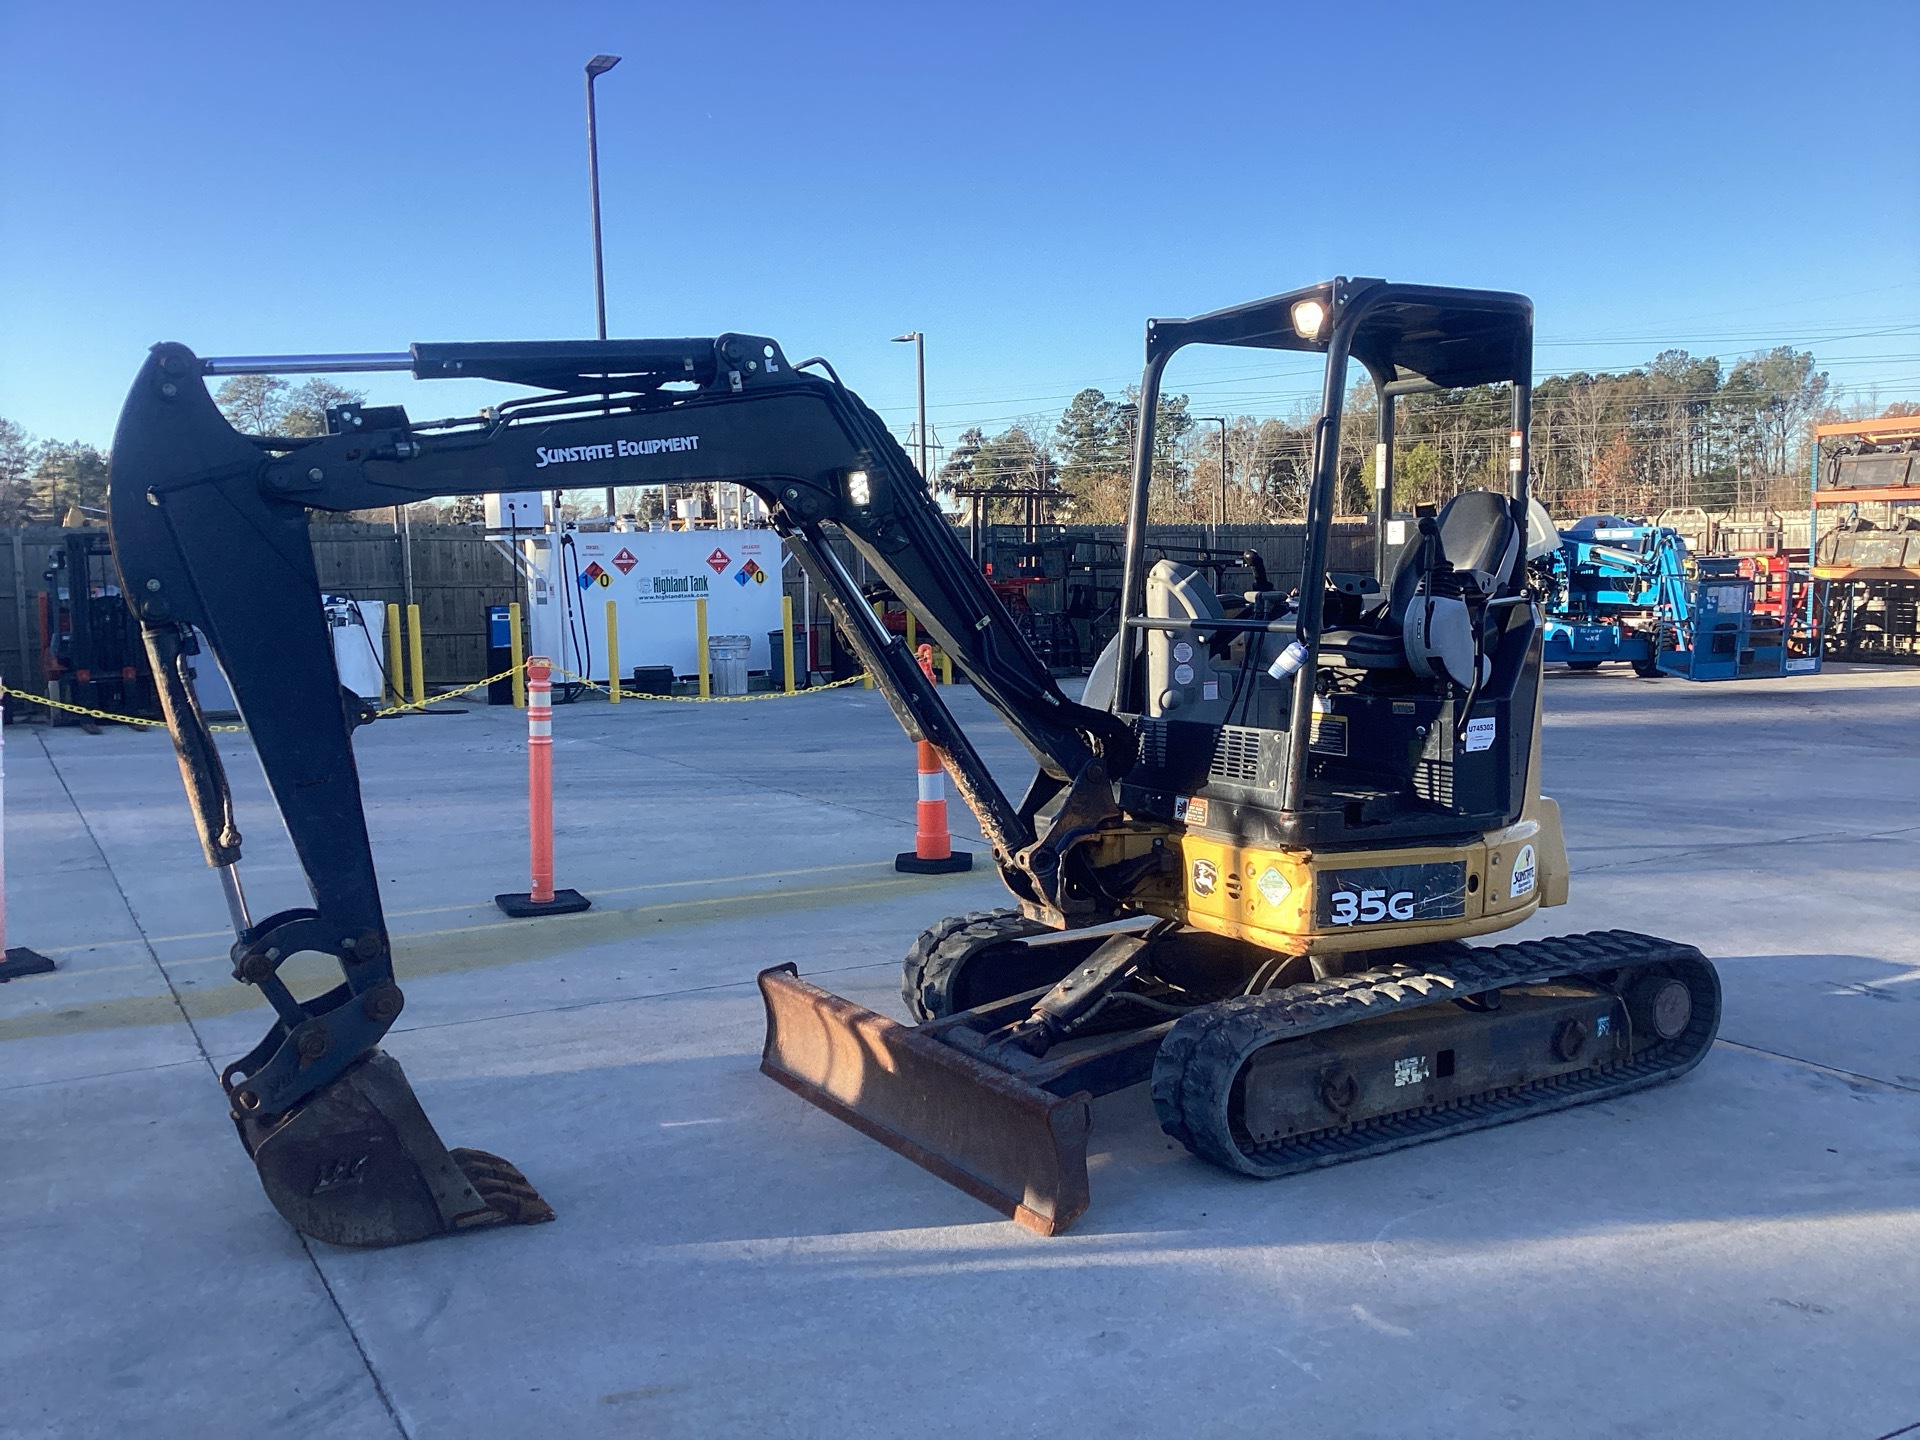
[308,524,519,686]
[2,523,518,695]
[4,519,1381,698]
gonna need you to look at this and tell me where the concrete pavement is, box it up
[3,667,1917,1438]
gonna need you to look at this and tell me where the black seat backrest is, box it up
[1384,490,1518,627]
[1439,489,1518,582]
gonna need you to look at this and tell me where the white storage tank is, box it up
[323,596,388,701]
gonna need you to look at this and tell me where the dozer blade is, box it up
[758,965,1092,1236]
[236,1049,554,1249]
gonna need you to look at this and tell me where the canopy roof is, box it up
[1146,278,1533,392]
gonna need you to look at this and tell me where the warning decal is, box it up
[611,548,639,575]
[734,559,766,587]
[706,548,732,574]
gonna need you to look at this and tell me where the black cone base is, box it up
[494,889,592,918]
[895,852,974,875]
[0,946,57,981]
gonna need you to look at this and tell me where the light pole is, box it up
[1195,417,1228,527]
[891,332,927,481]
[586,53,621,520]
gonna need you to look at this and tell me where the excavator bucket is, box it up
[758,965,1093,1236]
[235,1049,553,1249]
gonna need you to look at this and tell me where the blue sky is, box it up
[3,0,1915,454]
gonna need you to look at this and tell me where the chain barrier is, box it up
[548,664,871,703]
[2,658,879,730]
[0,682,244,731]
[372,665,521,717]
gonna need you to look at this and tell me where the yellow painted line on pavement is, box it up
[58,859,934,954]
[0,869,975,1044]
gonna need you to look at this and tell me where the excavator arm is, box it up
[106,333,1132,1248]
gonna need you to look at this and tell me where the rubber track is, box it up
[902,908,1052,1022]
[1150,929,1721,1178]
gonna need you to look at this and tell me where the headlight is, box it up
[1290,298,1327,340]
[847,470,871,506]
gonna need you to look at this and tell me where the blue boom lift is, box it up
[1539,515,1822,681]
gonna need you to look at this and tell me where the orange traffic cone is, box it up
[895,643,972,875]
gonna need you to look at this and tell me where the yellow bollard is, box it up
[407,603,426,708]
[606,599,621,704]
[509,601,526,708]
[696,596,710,699]
[906,612,917,650]
[386,602,404,704]
[780,594,797,694]
[938,649,952,686]
[864,600,884,688]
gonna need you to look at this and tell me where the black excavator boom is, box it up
[108,332,1130,1247]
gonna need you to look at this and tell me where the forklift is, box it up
[39,534,160,726]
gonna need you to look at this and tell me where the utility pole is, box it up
[1197,416,1228,528]
[586,53,621,522]
[892,332,927,480]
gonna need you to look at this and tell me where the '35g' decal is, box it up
[1316,861,1467,928]
[1327,889,1414,925]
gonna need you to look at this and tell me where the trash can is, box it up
[707,635,751,697]
[827,623,863,681]
[767,629,807,689]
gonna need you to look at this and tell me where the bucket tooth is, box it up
[758,965,1092,1236]
[237,1049,552,1248]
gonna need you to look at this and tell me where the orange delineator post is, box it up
[529,662,555,901]
[494,657,590,917]
[895,643,972,875]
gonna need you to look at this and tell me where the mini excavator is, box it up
[108,279,1720,1247]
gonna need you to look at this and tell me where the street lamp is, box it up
[1195,417,1229,526]
[891,332,927,481]
[586,53,621,520]
[586,54,621,340]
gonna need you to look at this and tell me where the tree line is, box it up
[3,345,1911,530]
[934,346,1914,527]
[0,375,400,526]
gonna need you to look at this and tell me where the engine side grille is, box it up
[1414,755,1454,808]
[1137,718,1168,770]
[1414,703,1454,807]
[1208,725,1262,783]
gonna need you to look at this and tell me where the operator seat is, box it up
[1318,490,1520,688]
